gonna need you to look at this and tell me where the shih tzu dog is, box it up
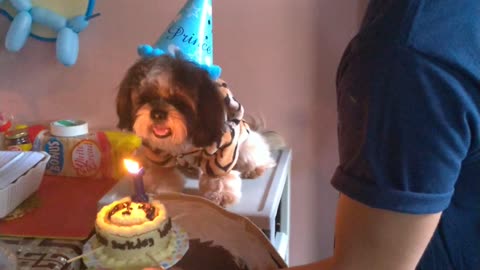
[116,54,280,207]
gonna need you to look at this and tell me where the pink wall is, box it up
[0,0,366,265]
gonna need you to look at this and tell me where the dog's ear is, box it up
[116,58,154,131]
[116,78,134,131]
[191,78,226,147]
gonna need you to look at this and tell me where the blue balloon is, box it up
[30,7,66,32]
[56,28,79,66]
[9,0,32,11]
[67,15,89,33]
[5,11,32,52]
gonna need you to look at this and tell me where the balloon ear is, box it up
[5,11,32,52]
[56,28,79,66]
[57,13,93,66]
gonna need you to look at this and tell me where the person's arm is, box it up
[288,194,440,270]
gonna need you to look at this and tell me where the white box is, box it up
[0,151,50,218]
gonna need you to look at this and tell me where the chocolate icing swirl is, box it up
[108,201,157,221]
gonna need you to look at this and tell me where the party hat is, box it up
[138,0,222,80]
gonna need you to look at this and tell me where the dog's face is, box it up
[116,55,225,153]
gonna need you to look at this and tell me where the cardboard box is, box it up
[0,152,50,218]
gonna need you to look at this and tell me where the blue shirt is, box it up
[331,1,480,269]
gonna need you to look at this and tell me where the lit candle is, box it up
[123,159,148,203]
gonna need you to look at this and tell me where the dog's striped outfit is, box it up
[142,79,250,177]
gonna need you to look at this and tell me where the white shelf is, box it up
[183,149,291,229]
[274,232,289,263]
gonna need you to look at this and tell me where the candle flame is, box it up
[124,159,142,174]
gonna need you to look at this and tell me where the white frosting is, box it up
[96,197,167,237]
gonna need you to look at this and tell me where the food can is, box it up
[4,129,32,151]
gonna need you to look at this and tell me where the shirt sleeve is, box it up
[331,44,472,214]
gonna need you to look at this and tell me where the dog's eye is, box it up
[217,82,228,88]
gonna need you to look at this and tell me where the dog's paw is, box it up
[202,190,237,207]
[202,190,222,205]
[240,166,267,179]
[177,164,201,179]
[199,172,242,207]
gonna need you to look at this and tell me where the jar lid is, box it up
[15,124,28,130]
[5,129,28,139]
[50,120,88,137]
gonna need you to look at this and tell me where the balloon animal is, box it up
[0,0,98,66]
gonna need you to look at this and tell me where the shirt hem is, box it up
[331,167,453,214]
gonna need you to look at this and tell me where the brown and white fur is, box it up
[116,55,279,207]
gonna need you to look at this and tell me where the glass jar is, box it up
[0,112,13,150]
[4,129,32,151]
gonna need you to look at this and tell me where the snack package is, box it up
[104,131,143,180]
[33,130,141,179]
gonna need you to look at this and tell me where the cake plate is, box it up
[82,222,189,269]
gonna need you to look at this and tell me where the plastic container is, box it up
[0,151,50,218]
[0,244,17,270]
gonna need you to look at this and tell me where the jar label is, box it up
[72,140,101,177]
[7,145,22,151]
[45,138,64,174]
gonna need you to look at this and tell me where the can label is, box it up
[72,140,101,177]
[44,138,64,174]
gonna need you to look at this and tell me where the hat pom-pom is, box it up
[137,44,165,58]
[204,64,222,80]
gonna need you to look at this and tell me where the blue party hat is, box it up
[138,0,221,80]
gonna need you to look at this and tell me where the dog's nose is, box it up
[150,109,167,121]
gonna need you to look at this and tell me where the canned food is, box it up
[5,129,32,151]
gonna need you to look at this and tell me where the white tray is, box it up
[0,151,50,218]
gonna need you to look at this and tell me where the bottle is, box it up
[4,127,32,151]
[0,113,13,150]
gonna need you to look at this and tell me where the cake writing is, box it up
[158,218,172,238]
[111,238,154,250]
[96,233,109,247]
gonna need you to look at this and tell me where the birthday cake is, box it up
[94,197,175,268]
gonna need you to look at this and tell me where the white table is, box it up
[98,148,292,264]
